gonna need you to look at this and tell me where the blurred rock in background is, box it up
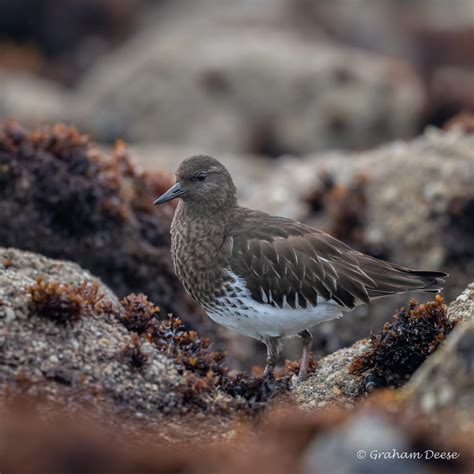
[2,0,425,154]
[73,0,424,153]
[292,0,474,130]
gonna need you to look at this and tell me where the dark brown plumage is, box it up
[154,155,447,381]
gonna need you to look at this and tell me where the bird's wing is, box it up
[224,211,446,310]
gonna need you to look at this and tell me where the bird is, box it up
[154,155,447,382]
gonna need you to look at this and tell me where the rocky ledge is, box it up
[1,246,473,471]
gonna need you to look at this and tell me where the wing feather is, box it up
[225,209,446,310]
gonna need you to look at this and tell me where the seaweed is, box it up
[117,292,291,411]
[122,333,151,369]
[28,276,103,325]
[443,112,474,133]
[349,295,453,388]
[120,293,160,334]
[1,257,13,269]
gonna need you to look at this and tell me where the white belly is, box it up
[205,271,346,340]
[207,299,344,340]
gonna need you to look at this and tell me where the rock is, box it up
[75,0,424,154]
[0,73,71,125]
[403,283,474,435]
[0,247,178,415]
[0,247,291,438]
[303,414,423,474]
[447,282,474,324]
[293,340,367,409]
[294,284,472,411]
[291,0,474,127]
[0,0,153,86]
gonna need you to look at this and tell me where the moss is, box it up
[28,276,103,325]
[349,295,453,388]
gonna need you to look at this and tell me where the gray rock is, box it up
[0,247,235,430]
[403,283,474,435]
[0,73,71,126]
[293,340,367,409]
[75,0,424,154]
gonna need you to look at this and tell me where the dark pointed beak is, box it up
[153,182,185,205]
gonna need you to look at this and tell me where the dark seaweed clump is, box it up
[350,295,453,388]
[120,293,161,334]
[28,276,103,325]
[0,120,202,330]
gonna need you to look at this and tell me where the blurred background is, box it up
[1,0,473,365]
[1,0,474,148]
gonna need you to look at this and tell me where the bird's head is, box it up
[153,155,237,211]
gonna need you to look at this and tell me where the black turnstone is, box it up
[154,156,447,381]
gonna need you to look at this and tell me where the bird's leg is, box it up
[298,329,314,382]
[263,336,281,380]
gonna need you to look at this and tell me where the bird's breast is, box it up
[170,209,227,306]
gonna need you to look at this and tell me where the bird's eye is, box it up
[194,172,208,181]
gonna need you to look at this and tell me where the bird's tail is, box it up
[358,254,448,298]
[404,270,447,293]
